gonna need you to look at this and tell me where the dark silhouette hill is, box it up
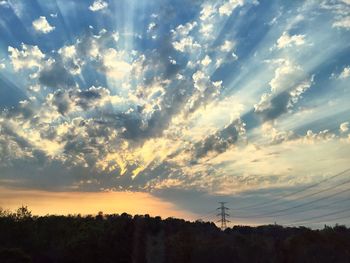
[1,206,350,263]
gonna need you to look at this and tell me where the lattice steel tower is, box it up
[217,202,230,230]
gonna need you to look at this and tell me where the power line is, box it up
[194,209,218,222]
[230,168,350,211]
[259,194,350,219]
[194,170,350,228]
[233,180,350,219]
[287,206,350,226]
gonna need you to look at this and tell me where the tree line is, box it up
[1,206,350,262]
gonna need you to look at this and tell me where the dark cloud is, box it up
[108,78,194,142]
[194,121,241,159]
[40,126,57,140]
[39,60,76,89]
[0,157,98,191]
[255,91,291,121]
[74,87,108,110]
[51,89,71,115]
[6,101,35,120]
[0,123,32,150]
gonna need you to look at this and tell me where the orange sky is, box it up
[0,187,196,220]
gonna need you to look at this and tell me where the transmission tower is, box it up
[217,202,230,230]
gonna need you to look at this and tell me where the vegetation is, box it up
[1,206,350,262]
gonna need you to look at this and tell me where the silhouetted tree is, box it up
[0,206,350,263]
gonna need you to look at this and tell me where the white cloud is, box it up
[58,45,84,75]
[8,44,46,71]
[339,66,350,79]
[276,31,306,49]
[200,4,216,21]
[147,22,156,32]
[254,93,271,113]
[201,55,212,66]
[192,70,222,93]
[0,1,9,7]
[172,22,197,37]
[220,40,235,52]
[231,52,238,60]
[199,23,214,38]
[112,32,120,42]
[269,60,303,93]
[219,0,244,16]
[59,45,76,59]
[101,48,132,79]
[173,36,201,53]
[288,77,313,105]
[89,0,108,12]
[303,129,336,143]
[340,122,349,133]
[171,21,200,53]
[333,16,350,29]
[32,16,55,34]
[261,123,295,144]
[0,63,5,69]
[254,60,312,117]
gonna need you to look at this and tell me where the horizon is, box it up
[0,0,350,230]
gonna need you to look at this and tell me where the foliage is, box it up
[1,207,350,262]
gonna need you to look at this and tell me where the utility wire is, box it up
[287,206,350,226]
[230,168,350,211]
[234,187,350,219]
[194,209,218,221]
[232,176,350,219]
[263,194,350,218]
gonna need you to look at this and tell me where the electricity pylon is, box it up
[217,202,230,230]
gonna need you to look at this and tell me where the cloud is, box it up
[0,1,9,7]
[340,122,349,133]
[219,0,244,16]
[89,0,108,12]
[261,123,296,145]
[183,70,223,115]
[193,119,245,159]
[339,66,350,79]
[192,70,220,93]
[46,86,111,115]
[200,4,216,21]
[220,40,235,52]
[58,45,84,75]
[100,48,132,80]
[333,16,350,29]
[171,22,197,38]
[38,60,76,89]
[254,60,313,121]
[303,129,336,143]
[49,89,72,115]
[321,0,350,29]
[172,36,201,53]
[8,44,46,72]
[276,31,306,49]
[201,55,212,66]
[32,16,55,34]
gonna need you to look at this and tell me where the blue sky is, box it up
[0,0,350,227]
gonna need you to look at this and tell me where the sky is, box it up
[0,0,350,228]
